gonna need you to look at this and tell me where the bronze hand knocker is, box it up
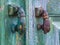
[36,7,50,34]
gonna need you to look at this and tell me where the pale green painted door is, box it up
[0,0,26,45]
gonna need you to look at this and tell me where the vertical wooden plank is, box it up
[26,0,36,45]
[25,0,29,45]
[0,0,1,45]
[33,0,45,45]
[0,0,6,45]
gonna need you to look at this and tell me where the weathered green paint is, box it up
[47,0,60,15]
[0,0,60,45]
[0,0,26,45]
[0,0,7,45]
[7,0,26,45]
[25,0,29,45]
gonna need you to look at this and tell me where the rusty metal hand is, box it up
[37,9,50,34]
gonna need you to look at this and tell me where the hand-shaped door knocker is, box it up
[35,7,50,34]
[8,4,26,35]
